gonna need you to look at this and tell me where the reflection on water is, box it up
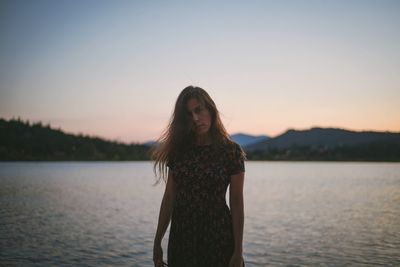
[0,162,399,266]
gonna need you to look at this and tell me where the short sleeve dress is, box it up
[167,141,245,267]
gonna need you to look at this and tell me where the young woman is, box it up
[152,86,245,267]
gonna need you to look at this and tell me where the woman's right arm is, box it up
[153,170,176,267]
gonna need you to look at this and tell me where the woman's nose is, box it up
[192,113,199,121]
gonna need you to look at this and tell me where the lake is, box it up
[0,162,399,266]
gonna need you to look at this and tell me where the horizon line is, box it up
[2,116,400,145]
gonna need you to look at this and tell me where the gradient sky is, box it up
[1,0,399,143]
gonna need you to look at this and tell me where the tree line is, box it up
[1,118,399,161]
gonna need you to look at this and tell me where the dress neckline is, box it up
[195,143,212,148]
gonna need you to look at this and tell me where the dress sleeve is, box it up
[228,143,245,176]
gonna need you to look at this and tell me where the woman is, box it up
[152,86,245,267]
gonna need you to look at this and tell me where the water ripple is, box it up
[1,162,399,266]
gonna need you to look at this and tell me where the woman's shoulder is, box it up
[218,140,244,155]
[219,140,246,174]
[221,139,241,148]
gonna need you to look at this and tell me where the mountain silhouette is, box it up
[230,133,269,147]
[245,127,400,161]
[0,118,149,161]
[1,118,399,161]
[246,127,400,151]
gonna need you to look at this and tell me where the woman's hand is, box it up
[153,243,167,267]
[229,252,244,267]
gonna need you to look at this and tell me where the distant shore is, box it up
[1,118,400,162]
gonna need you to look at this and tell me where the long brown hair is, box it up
[151,86,234,183]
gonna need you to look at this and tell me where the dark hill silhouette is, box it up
[0,118,150,161]
[1,118,399,161]
[245,127,400,161]
[246,127,400,150]
[230,133,269,147]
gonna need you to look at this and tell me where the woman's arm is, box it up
[153,171,176,267]
[229,171,245,267]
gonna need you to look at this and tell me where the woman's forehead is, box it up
[186,98,203,111]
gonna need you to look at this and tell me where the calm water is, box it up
[0,162,399,266]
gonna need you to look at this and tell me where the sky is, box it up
[1,0,399,143]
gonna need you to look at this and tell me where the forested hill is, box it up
[1,118,399,161]
[0,118,150,161]
[245,127,400,161]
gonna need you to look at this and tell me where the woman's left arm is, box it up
[229,171,245,267]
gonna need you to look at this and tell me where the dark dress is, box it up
[167,141,245,267]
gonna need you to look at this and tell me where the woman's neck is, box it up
[196,133,211,146]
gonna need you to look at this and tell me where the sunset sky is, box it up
[1,0,399,143]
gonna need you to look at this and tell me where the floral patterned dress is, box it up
[167,142,245,267]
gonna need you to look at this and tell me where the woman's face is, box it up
[186,98,212,136]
